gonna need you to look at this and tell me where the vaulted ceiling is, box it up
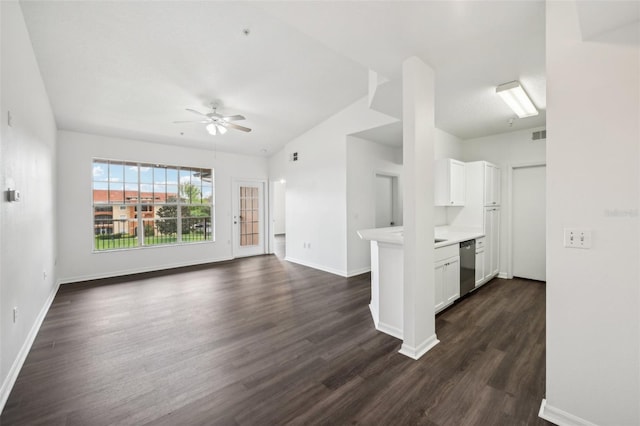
[20,1,546,156]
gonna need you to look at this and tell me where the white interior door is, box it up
[375,174,394,228]
[233,180,266,258]
[512,165,546,281]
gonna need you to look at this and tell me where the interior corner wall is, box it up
[544,1,639,425]
[0,0,58,408]
[460,127,546,276]
[346,136,403,276]
[273,182,286,235]
[56,130,268,283]
[282,97,397,276]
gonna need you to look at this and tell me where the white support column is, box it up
[399,56,438,359]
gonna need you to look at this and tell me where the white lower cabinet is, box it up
[484,207,500,280]
[475,236,486,287]
[475,249,485,287]
[434,254,460,313]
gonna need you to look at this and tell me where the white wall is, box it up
[542,2,639,425]
[346,136,403,275]
[460,127,546,277]
[282,97,397,276]
[273,181,286,235]
[0,1,58,409]
[434,129,462,226]
[57,130,268,282]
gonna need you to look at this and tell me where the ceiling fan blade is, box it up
[222,115,245,122]
[186,108,209,118]
[173,120,210,124]
[225,122,252,132]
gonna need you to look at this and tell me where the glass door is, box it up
[233,180,266,257]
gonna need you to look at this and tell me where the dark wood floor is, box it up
[1,248,549,425]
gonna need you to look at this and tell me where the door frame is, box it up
[506,161,546,279]
[232,178,268,258]
[374,171,401,228]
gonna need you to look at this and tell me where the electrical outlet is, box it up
[564,228,592,249]
[13,307,18,323]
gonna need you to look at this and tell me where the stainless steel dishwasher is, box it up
[459,240,476,296]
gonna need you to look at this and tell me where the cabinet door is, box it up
[435,159,465,206]
[492,167,501,206]
[445,257,460,304]
[484,163,501,206]
[450,161,466,205]
[475,249,485,286]
[434,260,446,312]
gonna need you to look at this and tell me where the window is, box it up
[92,159,214,251]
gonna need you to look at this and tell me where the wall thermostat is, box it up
[7,189,21,202]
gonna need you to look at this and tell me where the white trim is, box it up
[539,399,599,426]
[267,179,275,255]
[369,303,379,328]
[0,281,61,412]
[346,266,371,277]
[398,334,439,360]
[284,256,347,277]
[498,272,510,279]
[377,322,403,340]
[57,256,233,285]
[506,162,546,281]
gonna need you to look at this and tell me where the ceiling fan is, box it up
[173,105,252,136]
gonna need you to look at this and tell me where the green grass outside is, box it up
[94,233,211,251]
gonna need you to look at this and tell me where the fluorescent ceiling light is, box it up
[496,81,538,118]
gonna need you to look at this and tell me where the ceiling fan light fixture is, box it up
[206,123,217,135]
[217,124,228,135]
[496,81,538,118]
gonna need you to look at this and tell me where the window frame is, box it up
[92,158,215,252]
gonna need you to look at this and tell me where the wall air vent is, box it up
[532,130,547,141]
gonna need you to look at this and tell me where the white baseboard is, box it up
[369,303,379,328]
[498,272,510,279]
[0,281,60,412]
[284,256,347,277]
[346,267,371,277]
[57,256,234,284]
[539,399,599,426]
[377,321,403,340]
[399,334,439,360]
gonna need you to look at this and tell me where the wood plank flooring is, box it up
[1,250,549,425]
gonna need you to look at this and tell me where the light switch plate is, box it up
[564,228,592,249]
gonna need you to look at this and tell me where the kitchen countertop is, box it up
[357,226,484,248]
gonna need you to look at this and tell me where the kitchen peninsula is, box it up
[357,226,484,339]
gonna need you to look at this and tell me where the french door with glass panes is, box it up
[232,180,266,257]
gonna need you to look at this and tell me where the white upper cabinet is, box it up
[483,163,501,206]
[435,159,465,206]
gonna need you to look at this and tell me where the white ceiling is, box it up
[19,1,546,156]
